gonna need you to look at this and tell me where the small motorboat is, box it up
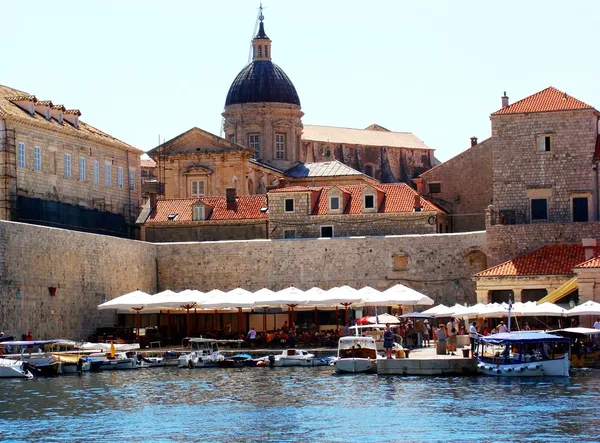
[216,353,254,368]
[259,349,330,367]
[0,357,33,379]
[88,351,138,371]
[138,350,183,368]
[179,338,243,369]
[476,331,571,377]
[551,327,600,369]
[334,336,379,374]
[53,353,91,373]
[20,356,63,377]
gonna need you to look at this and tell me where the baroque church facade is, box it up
[146,11,435,201]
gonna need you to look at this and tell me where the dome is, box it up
[225,61,301,107]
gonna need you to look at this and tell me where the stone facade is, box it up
[416,138,493,232]
[491,109,599,224]
[143,219,268,242]
[0,221,156,340]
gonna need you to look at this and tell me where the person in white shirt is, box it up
[469,322,478,355]
[248,327,257,349]
[594,318,600,330]
[497,321,508,333]
[446,318,459,355]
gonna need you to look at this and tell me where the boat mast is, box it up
[507,295,512,332]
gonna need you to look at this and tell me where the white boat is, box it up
[179,338,242,369]
[334,336,379,374]
[0,357,33,379]
[262,349,329,367]
[476,331,571,377]
[88,351,138,371]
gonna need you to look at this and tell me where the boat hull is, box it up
[334,358,376,374]
[477,354,570,377]
[0,358,33,379]
[61,361,92,373]
[90,358,137,371]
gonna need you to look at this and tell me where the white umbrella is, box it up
[368,313,400,324]
[202,287,254,309]
[519,302,566,317]
[452,303,487,318]
[422,304,448,316]
[566,300,600,316]
[145,289,205,309]
[254,286,307,307]
[434,304,467,318]
[307,286,362,306]
[97,290,151,310]
[362,284,434,306]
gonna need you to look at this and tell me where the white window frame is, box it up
[129,169,135,191]
[105,164,111,187]
[284,198,294,213]
[64,153,71,178]
[79,157,86,181]
[17,142,25,168]
[34,146,41,171]
[249,133,260,158]
[320,225,334,238]
[94,160,99,184]
[193,205,205,221]
[190,180,206,198]
[275,133,285,160]
[117,166,123,189]
[283,229,296,239]
[537,134,552,152]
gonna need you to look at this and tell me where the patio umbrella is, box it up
[97,290,152,340]
[399,312,433,319]
[566,300,600,316]
[355,316,372,325]
[368,313,401,324]
[422,304,448,316]
[363,284,434,306]
[203,288,254,336]
[253,288,276,332]
[434,303,468,318]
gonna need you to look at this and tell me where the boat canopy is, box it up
[0,340,60,346]
[550,327,600,336]
[478,332,570,345]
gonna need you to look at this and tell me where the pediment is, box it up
[183,164,213,175]
[147,127,252,158]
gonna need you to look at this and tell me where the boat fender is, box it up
[495,369,501,373]
[504,368,513,372]
[527,364,538,370]
[256,360,265,367]
[477,363,485,369]
[514,367,523,372]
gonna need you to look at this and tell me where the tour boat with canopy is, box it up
[334,335,379,374]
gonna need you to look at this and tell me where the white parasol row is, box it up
[97,284,435,312]
[420,300,600,318]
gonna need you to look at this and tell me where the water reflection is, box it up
[0,367,598,441]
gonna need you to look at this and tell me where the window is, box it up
[320,226,334,238]
[229,134,236,144]
[64,154,71,178]
[531,198,548,221]
[129,169,135,191]
[365,195,375,209]
[429,183,441,194]
[284,198,294,212]
[265,46,269,58]
[94,160,99,184]
[117,167,123,189]
[258,45,262,57]
[537,135,551,152]
[191,180,205,197]
[364,164,374,177]
[330,196,340,210]
[283,229,296,239]
[17,143,25,168]
[249,133,260,158]
[167,213,178,221]
[275,133,285,159]
[105,164,111,186]
[193,206,205,221]
[79,157,86,181]
[34,146,41,171]
[572,197,589,222]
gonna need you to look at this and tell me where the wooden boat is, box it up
[551,327,600,368]
[476,332,571,377]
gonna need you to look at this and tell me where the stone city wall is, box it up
[143,220,268,242]
[0,221,156,340]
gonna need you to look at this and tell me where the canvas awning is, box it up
[537,277,578,304]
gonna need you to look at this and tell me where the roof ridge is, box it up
[492,86,596,116]
[303,123,413,135]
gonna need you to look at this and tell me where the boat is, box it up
[260,349,330,367]
[178,338,243,369]
[334,336,379,374]
[475,331,571,377]
[0,357,34,379]
[87,351,138,371]
[348,324,403,352]
[52,353,92,373]
[216,353,254,368]
[551,327,600,368]
[23,356,63,376]
[138,351,183,368]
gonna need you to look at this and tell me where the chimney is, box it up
[582,238,597,261]
[501,91,509,108]
[149,192,158,212]
[413,194,422,212]
[63,109,81,128]
[470,137,478,147]
[226,188,237,204]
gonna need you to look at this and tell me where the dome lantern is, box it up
[252,7,271,61]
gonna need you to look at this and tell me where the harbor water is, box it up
[1,367,599,442]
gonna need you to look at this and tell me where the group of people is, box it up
[246,322,341,349]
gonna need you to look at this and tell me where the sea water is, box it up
[0,367,598,442]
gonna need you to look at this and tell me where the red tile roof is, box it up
[147,195,268,223]
[475,244,587,277]
[574,255,600,269]
[492,87,596,116]
[270,183,442,215]
[141,159,156,168]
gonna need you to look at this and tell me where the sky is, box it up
[3,0,600,162]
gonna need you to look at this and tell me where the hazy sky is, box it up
[3,1,599,161]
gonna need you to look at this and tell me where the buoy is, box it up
[256,360,265,367]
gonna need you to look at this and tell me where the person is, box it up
[469,321,478,356]
[344,322,350,337]
[26,330,32,341]
[423,320,431,347]
[414,320,424,348]
[383,323,394,359]
[248,327,257,349]
[282,321,289,333]
[436,324,446,355]
[524,322,531,331]
[497,321,508,333]
[594,318,600,330]
[446,318,458,355]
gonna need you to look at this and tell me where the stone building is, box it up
[0,84,143,237]
[415,136,493,232]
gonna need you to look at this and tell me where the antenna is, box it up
[248,2,265,64]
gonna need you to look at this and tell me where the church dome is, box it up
[225,60,301,107]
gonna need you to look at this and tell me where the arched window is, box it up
[258,46,262,57]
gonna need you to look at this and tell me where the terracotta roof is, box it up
[475,244,587,277]
[147,195,268,223]
[492,87,596,116]
[270,183,442,215]
[36,100,53,106]
[64,109,81,116]
[301,124,431,150]
[141,159,156,168]
[285,160,365,178]
[52,104,66,111]
[0,84,141,153]
[574,255,600,269]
